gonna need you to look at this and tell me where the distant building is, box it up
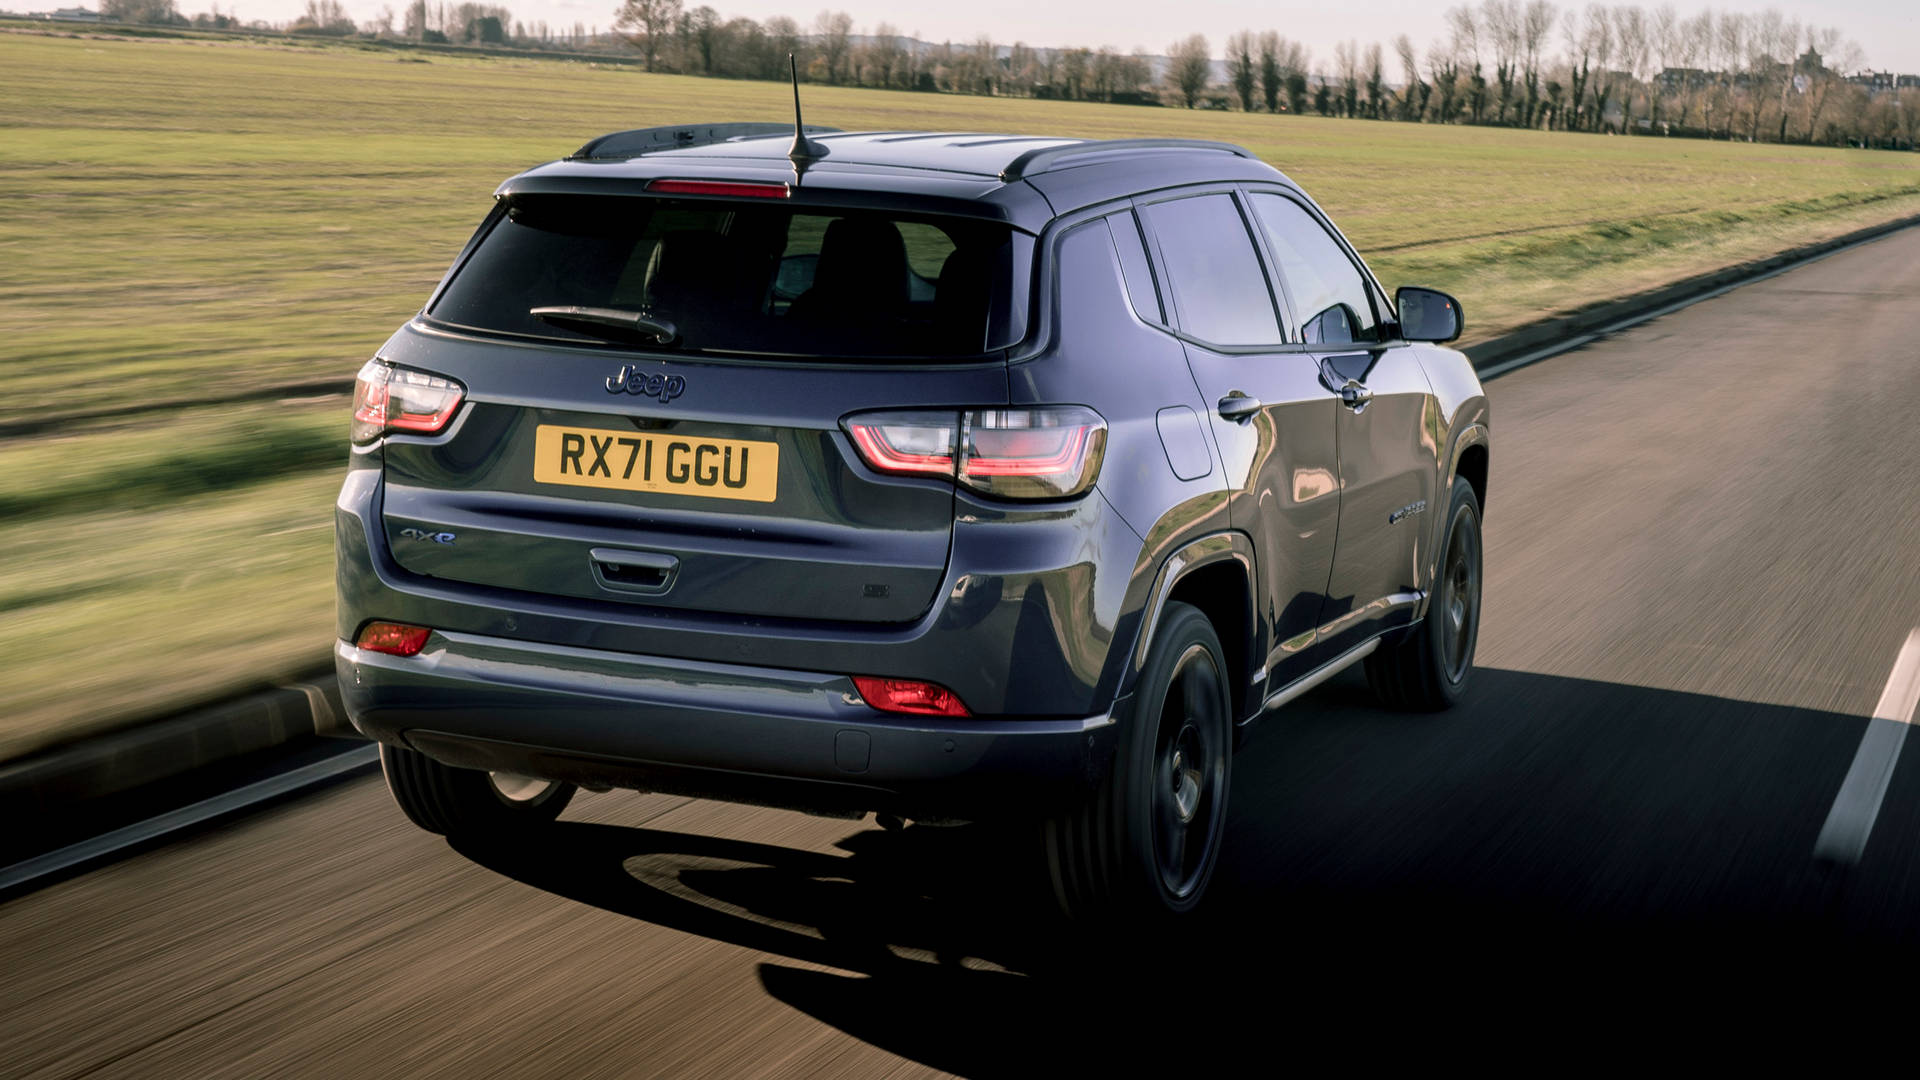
[1656,67,1713,93]
[33,6,105,19]
[1846,70,1920,95]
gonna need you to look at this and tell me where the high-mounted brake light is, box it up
[352,360,465,443]
[355,621,433,657]
[842,406,1106,500]
[646,179,791,199]
[853,676,971,718]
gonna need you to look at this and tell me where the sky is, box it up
[192,0,1920,73]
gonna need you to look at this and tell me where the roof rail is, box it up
[998,138,1255,182]
[569,122,842,162]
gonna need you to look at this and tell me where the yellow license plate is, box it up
[533,425,779,503]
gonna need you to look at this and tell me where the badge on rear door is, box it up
[604,364,686,403]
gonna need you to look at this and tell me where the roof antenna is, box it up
[786,53,828,176]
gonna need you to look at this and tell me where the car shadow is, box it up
[455,667,1920,1069]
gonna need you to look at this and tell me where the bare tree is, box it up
[1333,39,1360,117]
[1646,4,1677,128]
[866,22,902,88]
[614,0,681,71]
[1803,31,1860,143]
[1582,5,1616,131]
[1053,47,1084,99]
[1166,33,1212,108]
[102,0,178,24]
[1482,0,1521,123]
[1365,41,1386,118]
[1521,0,1557,126]
[1712,11,1746,138]
[1395,34,1424,120]
[1228,31,1258,112]
[1676,8,1710,128]
[1256,32,1279,113]
[814,10,853,84]
[1613,6,1648,134]
[1430,41,1462,123]
[1447,6,1488,122]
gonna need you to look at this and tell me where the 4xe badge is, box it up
[399,528,456,544]
[605,365,686,403]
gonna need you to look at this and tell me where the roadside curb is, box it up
[1460,211,1920,372]
[0,668,351,821]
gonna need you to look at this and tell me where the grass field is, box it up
[4,26,1920,758]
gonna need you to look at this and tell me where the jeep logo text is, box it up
[605,365,686,403]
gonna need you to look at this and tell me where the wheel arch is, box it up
[1123,531,1259,724]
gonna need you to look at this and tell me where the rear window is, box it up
[429,195,1028,359]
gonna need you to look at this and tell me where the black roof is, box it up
[499,125,1293,230]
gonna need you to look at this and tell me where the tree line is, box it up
[1255,2,1912,148]
[77,0,1920,149]
[605,0,1913,148]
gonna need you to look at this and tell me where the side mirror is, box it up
[1395,286,1462,343]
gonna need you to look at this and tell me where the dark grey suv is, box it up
[336,123,1490,918]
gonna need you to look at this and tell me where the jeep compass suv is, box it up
[336,122,1490,918]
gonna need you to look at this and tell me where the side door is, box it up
[1244,190,1439,656]
[1132,191,1343,693]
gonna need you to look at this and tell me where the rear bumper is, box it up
[337,633,1120,821]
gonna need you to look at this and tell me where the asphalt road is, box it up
[6,228,1920,1075]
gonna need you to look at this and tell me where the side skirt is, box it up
[1236,634,1388,741]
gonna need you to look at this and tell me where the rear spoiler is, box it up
[568,123,841,162]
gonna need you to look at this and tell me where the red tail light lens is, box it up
[355,621,432,657]
[352,360,465,443]
[842,407,1106,500]
[853,676,971,718]
[646,179,791,199]
[844,412,959,478]
[960,407,1107,499]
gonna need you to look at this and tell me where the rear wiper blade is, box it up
[529,306,678,346]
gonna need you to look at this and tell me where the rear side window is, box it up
[1248,193,1382,346]
[429,195,1024,359]
[1138,194,1281,347]
[1105,210,1164,324]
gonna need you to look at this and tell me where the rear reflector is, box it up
[355,621,432,657]
[646,179,791,199]
[853,676,971,718]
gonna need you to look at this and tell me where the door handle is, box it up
[1339,383,1373,411]
[1217,392,1262,423]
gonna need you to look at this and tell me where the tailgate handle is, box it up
[589,548,679,594]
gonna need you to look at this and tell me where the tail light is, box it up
[352,360,465,443]
[355,621,432,657]
[852,675,971,718]
[843,406,1106,500]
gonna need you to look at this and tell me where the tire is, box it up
[1366,475,1482,712]
[1045,601,1233,921]
[379,742,575,837]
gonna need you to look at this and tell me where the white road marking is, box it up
[1814,629,1920,866]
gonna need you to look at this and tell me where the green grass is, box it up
[6,29,1920,429]
[0,464,341,760]
[3,26,1919,758]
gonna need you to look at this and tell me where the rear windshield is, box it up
[428,195,1029,359]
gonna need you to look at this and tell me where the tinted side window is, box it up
[1139,194,1281,347]
[1106,210,1164,324]
[1248,193,1381,346]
